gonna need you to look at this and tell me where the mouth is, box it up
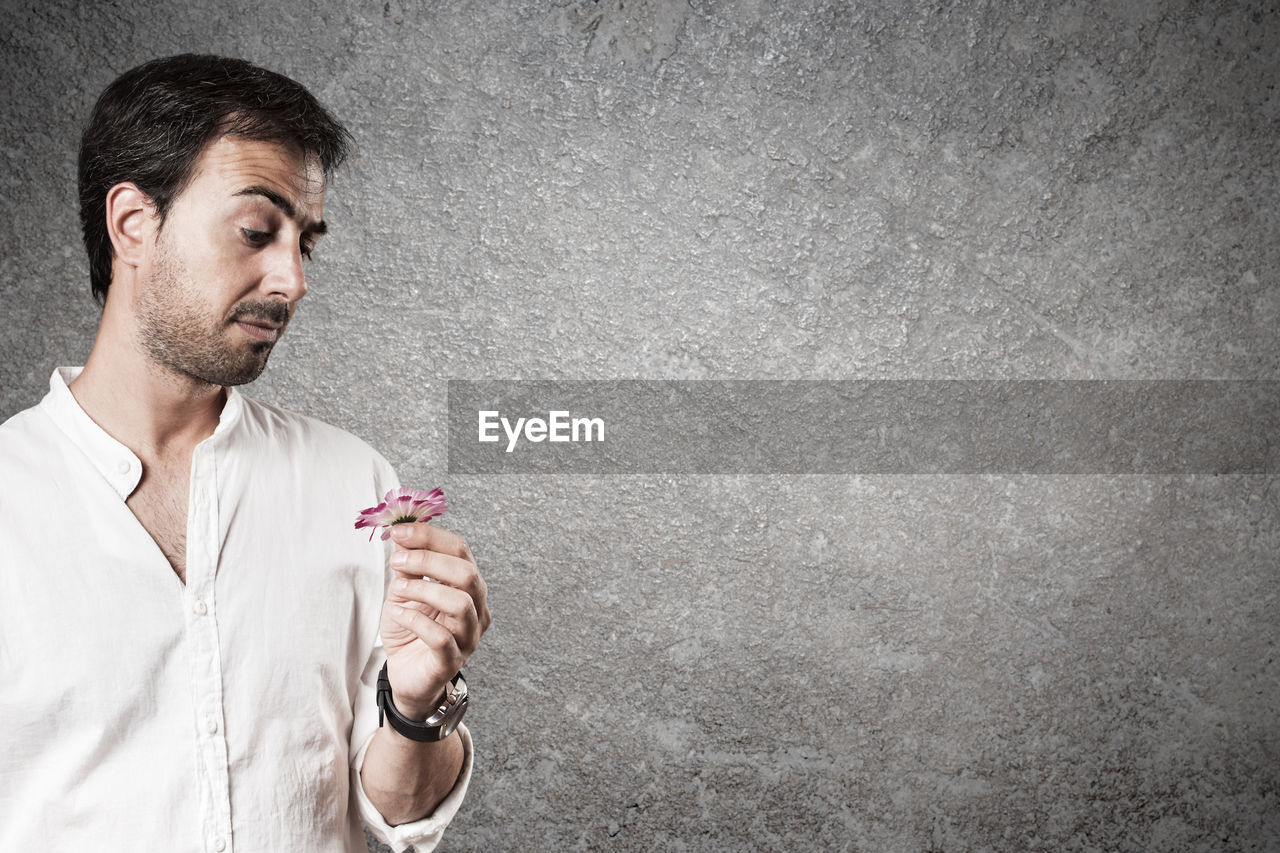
[234,319,282,343]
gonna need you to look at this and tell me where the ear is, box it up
[104,182,157,270]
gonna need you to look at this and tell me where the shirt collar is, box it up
[41,366,245,501]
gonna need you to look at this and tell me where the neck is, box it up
[70,308,226,462]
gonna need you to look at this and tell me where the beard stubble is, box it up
[135,236,291,387]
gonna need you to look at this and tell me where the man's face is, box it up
[133,135,327,387]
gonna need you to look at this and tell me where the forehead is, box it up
[183,135,326,216]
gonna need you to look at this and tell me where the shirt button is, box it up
[205,717,219,735]
[214,839,226,852]
[193,600,208,616]
[116,459,130,474]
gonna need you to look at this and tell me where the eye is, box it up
[242,228,271,247]
[300,239,315,261]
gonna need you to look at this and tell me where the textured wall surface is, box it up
[2,1,1277,850]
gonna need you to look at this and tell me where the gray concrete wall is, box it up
[2,0,1277,850]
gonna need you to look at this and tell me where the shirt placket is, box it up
[187,439,233,853]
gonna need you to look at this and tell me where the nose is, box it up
[264,242,308,303]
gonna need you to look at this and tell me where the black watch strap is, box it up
[377,662,468,742]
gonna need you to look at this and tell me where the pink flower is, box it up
[355,486,449,541]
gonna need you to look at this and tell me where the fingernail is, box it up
[390,551,407,568]
[394,577,410,591]
[391,524,411,541]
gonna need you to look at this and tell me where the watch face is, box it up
[441,694,469,738]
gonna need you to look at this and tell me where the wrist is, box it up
[393,687,445,723]
[377,664,469,742]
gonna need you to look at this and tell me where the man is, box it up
[0,54,490,852]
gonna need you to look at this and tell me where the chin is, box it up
[193,352,273,387]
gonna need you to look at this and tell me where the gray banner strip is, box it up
[447,380,1279,474]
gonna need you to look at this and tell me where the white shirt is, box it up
[0,368,472,853]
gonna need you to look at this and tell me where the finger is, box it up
[390,548,474,587]
[391,577,480,651]
[391,549,489,633]
[387,603,463,669]
[391,599,441,622]
[389,522,470,559]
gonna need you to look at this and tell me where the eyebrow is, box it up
[234,185,327,235]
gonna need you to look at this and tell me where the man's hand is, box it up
[360,521,489,826]
[381,522,492,720]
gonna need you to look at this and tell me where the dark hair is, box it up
[77,54,354,302]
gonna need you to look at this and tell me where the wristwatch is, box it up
[377,663,469,741]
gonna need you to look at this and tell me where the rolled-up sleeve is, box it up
[351,718,474,853]
[349,640,474,853]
